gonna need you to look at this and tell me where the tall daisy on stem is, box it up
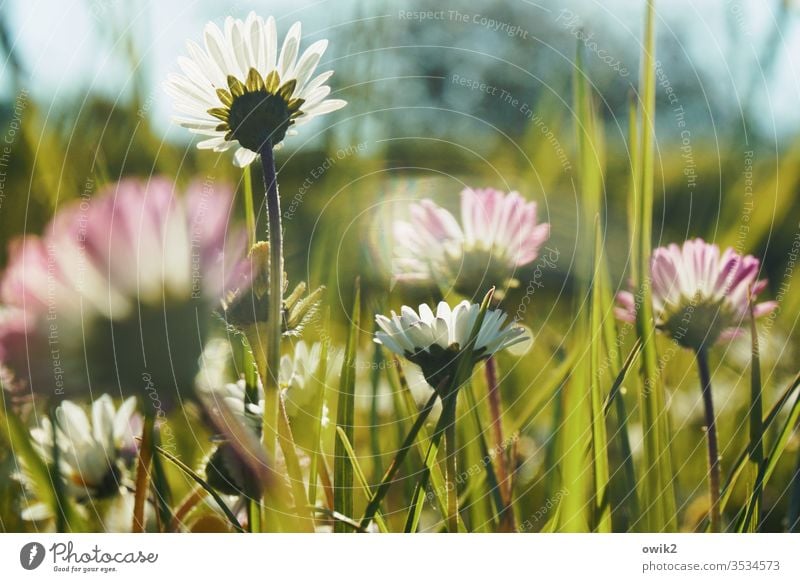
[166,13,345,467]
[616,239,777,531]
[361,290,529,531]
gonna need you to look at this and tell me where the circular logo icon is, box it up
[19,542,46,570]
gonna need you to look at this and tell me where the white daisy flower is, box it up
[165,12,347,167]
[212,341,330,430]
[27,396,139,500]
[19,395,140,526]
[374,300,529,388]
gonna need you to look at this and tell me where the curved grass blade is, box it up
[154,445,244,533]
[510,351,576,435]
[389,359,449,520]
[132,414,154,533]
[738,301,766,532]
[590,217,612,532]
[334,279,360,532]
[403,399,451,533]
[335,427,388,533]
[719,370,800,515]
[361,391,439,530]
[632,0,677,531]
[277,399,313,530]
[310,506,368,533]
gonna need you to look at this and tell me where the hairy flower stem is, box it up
[696,348,722,532]
[259,142,282,464]
[485,358,513,512]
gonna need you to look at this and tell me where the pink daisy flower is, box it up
[0,177,245,401]
[615,238,777,351]
[392,188,550,297]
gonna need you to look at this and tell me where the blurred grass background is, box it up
[1,0,800,531]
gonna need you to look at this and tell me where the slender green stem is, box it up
[696,348,721,532]
[360,392,439,530]
[259,142,282,464]
[242,163,257,249]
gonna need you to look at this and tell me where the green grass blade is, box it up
[510,351,577,436]
[150,427,173,532]
[277,401,314,530]
[390,358,449,518]
[361,390,439,530]
[554,40,596,533]
[590,217,612,532]
[603,339,643,415]
[761,384,800,495]
[132,414,154,532]
[0,401,50,526]
[739,301,765,532]
[602,337,642,530]
[0,398,88,532]
[633,0,677,531]
[719,370,800,514]
[334,279,360,532]
[462,379,507,527]
[403,405,449,532]
[307,309,329,507]
[335,427,388,532]
[788,450,800,531]
[154,445,244,533]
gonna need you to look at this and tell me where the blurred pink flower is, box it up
[0,177,245,401]
[393,188,550,297]
[615,238,777,351]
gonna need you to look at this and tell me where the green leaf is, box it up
[334,279,360,532]
[631,0,677,531]
[590,217,612,532]
[510,351,576,436]
[363,391,439,531]
[132,414,154,533]
[389,358,450,524]
[335,427,388,533]
[403,399,451,533]
[154,445,244,533]
[719,370,800,516]
[739,301,766,532]
[307,309,330,508]
[1,399,80,531]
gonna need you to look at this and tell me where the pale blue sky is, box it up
[2,0,798,143]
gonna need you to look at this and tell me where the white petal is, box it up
[204,22,236,80]
[291,39,327,92]
[302,99,347,116]
[264,16,278,72]
[278,21,302,79]
[91,395,115,451]
[197,136,227,150]
[234,147,258,167]
[303,69,334,94]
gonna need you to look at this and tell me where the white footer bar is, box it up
[1,533,797,581]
